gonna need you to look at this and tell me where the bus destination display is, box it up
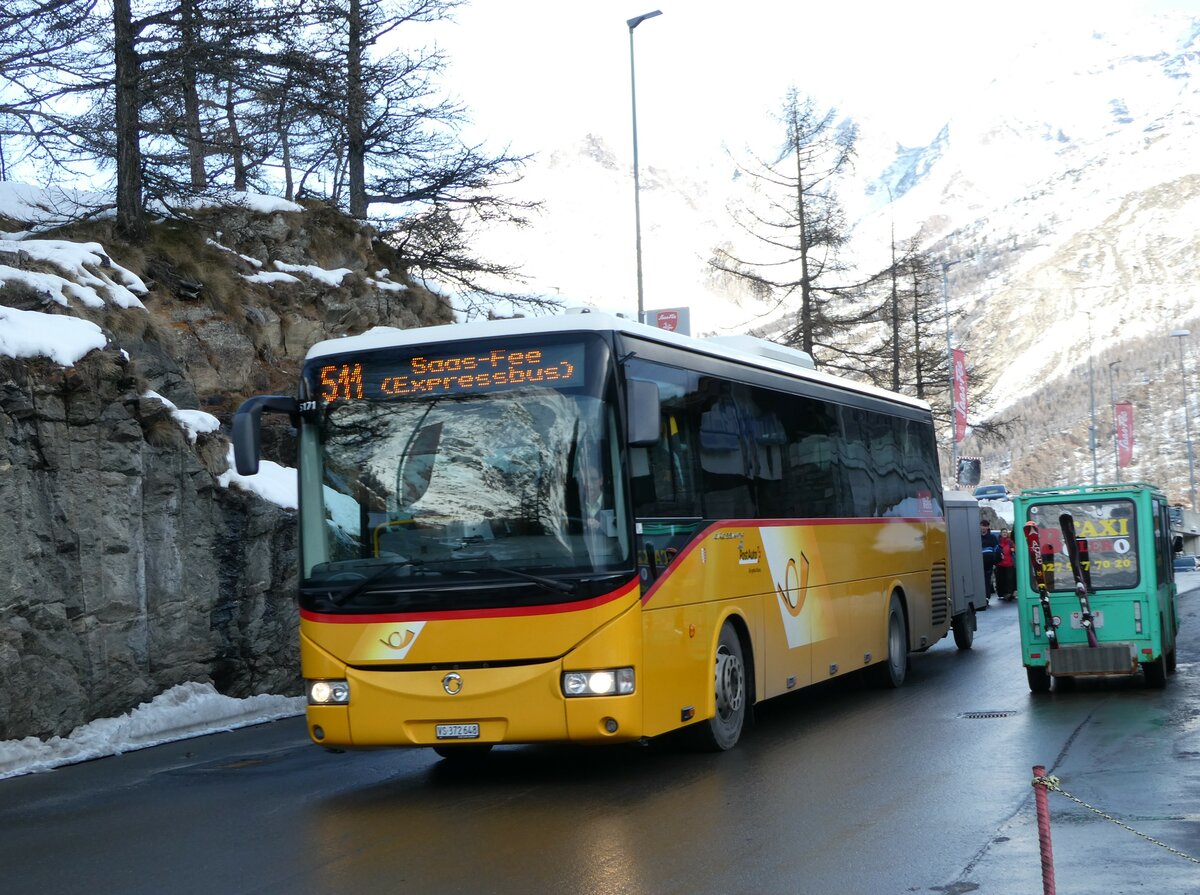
[317,344,586,402]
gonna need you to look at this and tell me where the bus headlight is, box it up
[308,679,350,705]
[562,668,635,697]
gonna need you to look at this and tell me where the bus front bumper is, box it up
[305,661,644,748]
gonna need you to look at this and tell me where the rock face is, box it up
[0,202,453,740]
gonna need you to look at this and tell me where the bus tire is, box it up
[1026,665,1051,693]
[1142,653,1168,689]
[871,592,909,689]
[433,743,494,762]
[1167,647,1177,675]
[688,621,747,752]
[951,605,976,650]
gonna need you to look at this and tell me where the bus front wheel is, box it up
[688,622,747,752]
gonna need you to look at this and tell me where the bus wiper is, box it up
[489,565,576,595]
[328,560,421,606]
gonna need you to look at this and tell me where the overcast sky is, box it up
[432,0,1200,171]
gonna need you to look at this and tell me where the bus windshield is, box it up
[1026,498,1139,591]
[297,336,632,595]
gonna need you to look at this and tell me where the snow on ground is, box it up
[0,683,304,781]
[217,446,299,508]
[144,390,221,442]
[0,305,107,365]
[0,184,350,371]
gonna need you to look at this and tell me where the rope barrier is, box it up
[1032,771,1200,865]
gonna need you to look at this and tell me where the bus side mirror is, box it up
[232,395,299,475]
[1173,534,1184,554]
[626,379,661,447]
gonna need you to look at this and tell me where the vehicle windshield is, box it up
[1026,498,1138,591]
[295,336,631,596]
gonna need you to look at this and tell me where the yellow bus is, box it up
[233,311,953,756]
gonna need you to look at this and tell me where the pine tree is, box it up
[710,88,861,362]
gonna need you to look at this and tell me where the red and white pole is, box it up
[1032,765,1057,895]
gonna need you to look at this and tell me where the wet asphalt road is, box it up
[3,581,1198,895]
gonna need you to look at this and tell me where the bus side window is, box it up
[697,383,755,519]
[635,410,701,516]
[625,360,703,517]
[630,444,653,505]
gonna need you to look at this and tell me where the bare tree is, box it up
[0,0,548,313]
[0,1,113,206]
[711,88,861,362]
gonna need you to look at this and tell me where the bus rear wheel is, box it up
[871,592,909,688]
[1026,665,1051,693]
[1142,652,1168,689]
[952,605,976,650]
[688,622,746,751]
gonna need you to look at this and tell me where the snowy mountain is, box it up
[864,11,1200,417]
[479,10,1200,501]
[864,11,1200,498]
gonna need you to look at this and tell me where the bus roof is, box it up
[305,309,931,412]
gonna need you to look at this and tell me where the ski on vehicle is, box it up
[1058,513,1099,648]
[1023,520,1060,651]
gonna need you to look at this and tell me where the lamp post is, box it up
[1171,329,1197,511]
[941,261,960,484]
[1085,312,1098,485]
[1107,360,1120,482]
[627,9,661,325]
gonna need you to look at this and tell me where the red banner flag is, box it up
[1115,401,1134,468]
[952,348,968,443]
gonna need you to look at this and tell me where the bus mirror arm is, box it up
[232,395,299,475]
[626,379,661,446]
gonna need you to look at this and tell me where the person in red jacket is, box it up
[995,528,1016,601]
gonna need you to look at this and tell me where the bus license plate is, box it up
[1069,610,1103,630]
[436,723,480,740]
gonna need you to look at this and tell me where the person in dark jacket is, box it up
[980,519,1001,599]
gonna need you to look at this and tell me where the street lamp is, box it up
[627,9,661,324]
[940,261,960,484]
[1107,360,1120,482]
[1171,329,1197,511]
[1085,312,1098,485]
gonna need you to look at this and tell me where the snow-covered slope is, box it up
[857,11,1200,418]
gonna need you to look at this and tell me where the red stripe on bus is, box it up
[639,515,944,606]
[300,576,641,624]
